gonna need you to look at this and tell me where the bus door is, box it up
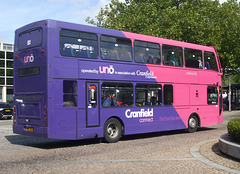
[86,82,100,127]
[219,86,223,115]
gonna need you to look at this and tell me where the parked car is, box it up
[0,102,13,120]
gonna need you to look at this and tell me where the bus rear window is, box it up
[18,28,42,50]
[19,66,40,76]
[20,103,40,117]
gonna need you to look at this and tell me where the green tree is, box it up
[217,0,240,76]
[86,0,240,76]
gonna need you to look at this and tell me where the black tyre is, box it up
[104,118,122,143]
[187,115,198,133]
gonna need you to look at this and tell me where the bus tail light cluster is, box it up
[44,108,47,126]
[13,107,16,118]
[13,107,16,124]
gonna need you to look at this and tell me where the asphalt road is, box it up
[0,111,239,174]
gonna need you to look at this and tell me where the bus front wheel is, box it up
[104,118,122,143]
[187,115,198,133]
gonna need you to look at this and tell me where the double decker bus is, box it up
[13,19,223,143]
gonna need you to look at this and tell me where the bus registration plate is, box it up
[25,127,33,131]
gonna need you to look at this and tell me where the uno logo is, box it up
[24,54,34,63]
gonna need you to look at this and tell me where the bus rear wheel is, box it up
[104,118,122,143]
[187,115,198,133]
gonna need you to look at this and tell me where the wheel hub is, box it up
[189,118,196,128]
[107,124,117,137]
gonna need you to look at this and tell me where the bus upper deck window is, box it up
[162,45,183,67]
[100,35,132,62]
[60,29,98,59]
[204,52,218,71]
[134,40,161,65]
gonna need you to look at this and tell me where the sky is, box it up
[0,0,236,44]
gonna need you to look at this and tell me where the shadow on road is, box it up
[121,127,216,142]
[4,135,101,149]
[211,142,240,163]
[4,127,216,149]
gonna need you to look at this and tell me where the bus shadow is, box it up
[121,127,216,142]
[4,135,101,149]
[4,127,216,149]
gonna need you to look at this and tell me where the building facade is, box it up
[0,42,13,103]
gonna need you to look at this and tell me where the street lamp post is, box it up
[228,76,231,112]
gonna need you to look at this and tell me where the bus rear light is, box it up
[41,49,45,54]
[15,55,18,59]
[14,107,16,118]
[44,109,47,114]
[44,122,47,126]
[44,115,47,120]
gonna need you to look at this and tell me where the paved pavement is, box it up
[0,111,239,173]
[197,111,240,173]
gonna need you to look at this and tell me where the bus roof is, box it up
[16,19,216,53]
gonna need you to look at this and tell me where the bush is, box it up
[227,118,240,143]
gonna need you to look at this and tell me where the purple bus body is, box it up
[13,19,223,141]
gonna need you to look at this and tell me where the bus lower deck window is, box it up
[101,82,133,107]
[63,80,77,107]
[136,84,162,106]
[164,85,173,105]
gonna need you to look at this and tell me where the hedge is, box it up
[227,118,240,143]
